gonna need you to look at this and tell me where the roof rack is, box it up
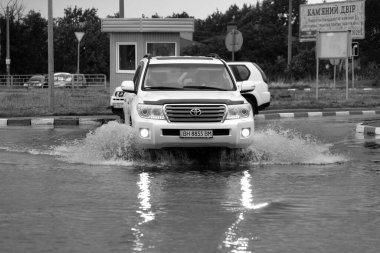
[206,53,222,60]
[143,54,152,60]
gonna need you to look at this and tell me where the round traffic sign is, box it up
[225,30,243,52]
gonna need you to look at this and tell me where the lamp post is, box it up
[287,0,292,67]
[6,6,10,86]
[48,0,54,112]
[75,32,84,74]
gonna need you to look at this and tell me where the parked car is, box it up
[54,72,72,88]
[23,75,48,88]
[120,55,255,149]
[54,73,87,88]
[110,86,127,119]
[228,62,270,114]
[72,73,87,88]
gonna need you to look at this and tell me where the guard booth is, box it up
[101,18,194,93]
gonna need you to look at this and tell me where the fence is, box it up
[0,74,108,90]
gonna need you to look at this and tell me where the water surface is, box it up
[0,116,379,252]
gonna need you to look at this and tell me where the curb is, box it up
[1,109,379,128]
[285,88,380,92]
[0,117,118,127]
[255,110,380,120]
[356,122,380,135]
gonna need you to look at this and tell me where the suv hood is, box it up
[140,90,246,105]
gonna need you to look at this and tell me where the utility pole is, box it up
[287,0,293,67]
[6,6,11,86]
[48,0,54,112]
[119,0,124,18]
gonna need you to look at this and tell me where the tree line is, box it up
[0,0,379,82]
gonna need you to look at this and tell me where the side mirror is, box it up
[121,80,135,93]
[241,80,255,92]
[236,82,242,91]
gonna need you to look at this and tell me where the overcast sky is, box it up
[17,0,345,19]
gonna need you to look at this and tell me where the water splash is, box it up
[50,121,347,166]
[237,125,348,165]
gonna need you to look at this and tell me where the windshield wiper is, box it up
[183,85,229,91]
[144,86,182,90]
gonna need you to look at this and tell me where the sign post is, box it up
[75,32,85,74]
[316,31,351,100]
[225,29,243,61]
[300,0,364,101]
[225,20,243,61]
[329,58,341,89]
[351,42,359,89]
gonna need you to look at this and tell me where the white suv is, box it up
[110,86,126,118]
[228,62,270,114]
[121,55,255,149]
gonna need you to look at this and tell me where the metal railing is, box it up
[0,74,108,90]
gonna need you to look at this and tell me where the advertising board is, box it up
[299,0,365,42]
[317,31,351,59]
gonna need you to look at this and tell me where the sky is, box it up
[17,0,345,19]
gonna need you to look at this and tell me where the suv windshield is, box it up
[142,64,235,91]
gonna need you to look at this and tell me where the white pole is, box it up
[232,29,236,61]
[333,65,336,89]
[316,31,319,101]
[316,58,319,101]
[77,41,80,74]
[346,57,349,100]
[352,56,355,89]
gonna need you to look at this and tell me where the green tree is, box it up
[54,6,109,75]
[19,10,48,74]
[0,0,27,74]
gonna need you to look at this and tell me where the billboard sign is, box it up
[300,0,365,42]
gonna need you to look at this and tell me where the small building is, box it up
[101,18,195,93]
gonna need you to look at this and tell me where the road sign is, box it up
[225,30,243,52]
[329,59,341,66]
[75,32,85,42]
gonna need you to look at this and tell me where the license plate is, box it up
[180,130,213,138]
[113,103,124,108]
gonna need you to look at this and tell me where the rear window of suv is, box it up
[229,65,250,82]
[230,63,268,83]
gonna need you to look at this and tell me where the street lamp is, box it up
[75,32,84,73]
[6,5,11,86]
[287,0,292,67]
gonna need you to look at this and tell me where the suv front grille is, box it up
[164,104,226,122]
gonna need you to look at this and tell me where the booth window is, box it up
[117,43,136,73]
[147,42,176,56]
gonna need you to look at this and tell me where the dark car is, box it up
[23,75,48,88]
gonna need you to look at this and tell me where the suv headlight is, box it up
[226,104,251,120]
[137,104,165,120]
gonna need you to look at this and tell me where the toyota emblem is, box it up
[190,108,202,117]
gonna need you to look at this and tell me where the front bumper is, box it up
[132,118,254,149]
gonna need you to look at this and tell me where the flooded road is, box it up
[0,115,379,253]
